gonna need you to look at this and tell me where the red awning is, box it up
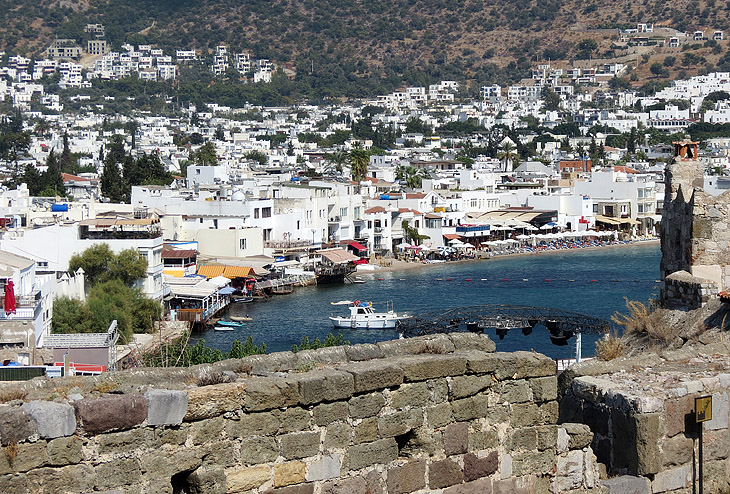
[443,234,461,240]
[348,241,367,251]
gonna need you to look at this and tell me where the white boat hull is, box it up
[329,312,409,329]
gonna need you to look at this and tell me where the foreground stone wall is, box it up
[0,333,603,493]
[559,343,730,493]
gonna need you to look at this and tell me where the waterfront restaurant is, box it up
[165,276,229,324]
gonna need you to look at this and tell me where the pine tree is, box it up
[101,154,126,203]
[40,150,65,197]
[60,132,73,173]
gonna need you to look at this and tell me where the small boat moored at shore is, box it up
[329,301,410,329]
[230,315,253,322]
[217,320,245,328]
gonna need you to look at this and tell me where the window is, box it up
[262,207,272,218]
[239,239,247,250]
[264,229,272,241]
[254,208,260,219]
[340,207,347,217]
[297,220,300,229]
[354,207,361,219]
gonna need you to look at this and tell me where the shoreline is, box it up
[362,239,660,274]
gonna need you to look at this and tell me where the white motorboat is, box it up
[329,301,409,329]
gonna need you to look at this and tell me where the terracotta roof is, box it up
[405,193,427,199]
[443,233,461,240]
[365,206,387,214]
[614,165,639,174]
[61,173,92,182]
[162,249,197,259]
[425,213,442,219]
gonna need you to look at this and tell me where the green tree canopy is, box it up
[69,244,147,288]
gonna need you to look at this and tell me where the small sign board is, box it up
[696,395,713,423]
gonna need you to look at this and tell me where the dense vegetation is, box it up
[53,244,162,343]
[2,0,729,99]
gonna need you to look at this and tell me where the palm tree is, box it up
[349,143,369,182]
[324,150,349,174]
[497,142,520,171]
[396,165,429,189]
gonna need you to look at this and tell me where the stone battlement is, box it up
[0,333,602,494]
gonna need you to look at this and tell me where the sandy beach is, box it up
[361,239,660,274]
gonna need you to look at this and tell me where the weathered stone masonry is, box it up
[0,334,602,493]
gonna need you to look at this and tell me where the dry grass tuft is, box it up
[196,371,233,387]
[595,331,625,361]
[0,389,27,404]
[611,298,672,345]
[4,439,17,466]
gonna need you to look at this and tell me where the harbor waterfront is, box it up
[197,242,661,360]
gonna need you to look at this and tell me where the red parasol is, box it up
[4,280,16,315]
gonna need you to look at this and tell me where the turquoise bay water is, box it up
[198,243,661,360]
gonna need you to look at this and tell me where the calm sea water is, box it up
[196,243,661,360]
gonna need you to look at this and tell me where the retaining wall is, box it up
[559,343,730,493]
[661,270,719,311]
[0,333,603,493]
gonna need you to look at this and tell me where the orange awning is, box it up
[223,266,252,279]
[197,265,225,279]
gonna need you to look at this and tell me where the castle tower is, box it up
[660,141,725,309]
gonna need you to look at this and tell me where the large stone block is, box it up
[145,389,188,426]
[47,436,83,466]
[0,407,38,445]
[0,440,48,474]
[95,458,142,490]
[343,343,384,362]
[187,466,226,494]
[349,392,385,419]
[444,422,469,456]
[652,464,691,493]
[323,422,352,451]
[378,334,455,357]
[313,402,349,426]
[530,376,558,403]
[467,351,554,379]
[377,409,422,437]
[239,437,279,464]
[429,458,463,489]
[262,484,315,494]
[227,410,281,437]
[320,470,383,494]
[294,368,354,405]
[426,402,453,428]
[705,392,729,431]
[226,465,271,493]
[243,352,297,374]
[635,413,662,475]
[448,333,496,353]
[295,346,349,366]
[444,478,492,494]
[184,382,247,421]
[279,408,311,434]
[306,453,341,481]
[21,401,75,439]
[242,377,299,412]
[386,459,426,494]
[448,374,493,400]
[451,395,489,422]
[25,464,96,493]
[280,431,321,459]
[499,380,533,403]
[396,354,467,382]
[464,451,498,481]
[353,417,378,444]
[555,450,584,492]
[274,461,306,487]
[347,438,398,470]
[390,382,431,409]
[74,394,147,434]
[338,361,404,393]
[562,422,593,449]
[661,434,693,467]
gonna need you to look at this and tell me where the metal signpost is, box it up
[695,395,712,494]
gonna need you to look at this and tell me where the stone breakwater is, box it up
[559,341,730,494]
[0,333,603,493]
